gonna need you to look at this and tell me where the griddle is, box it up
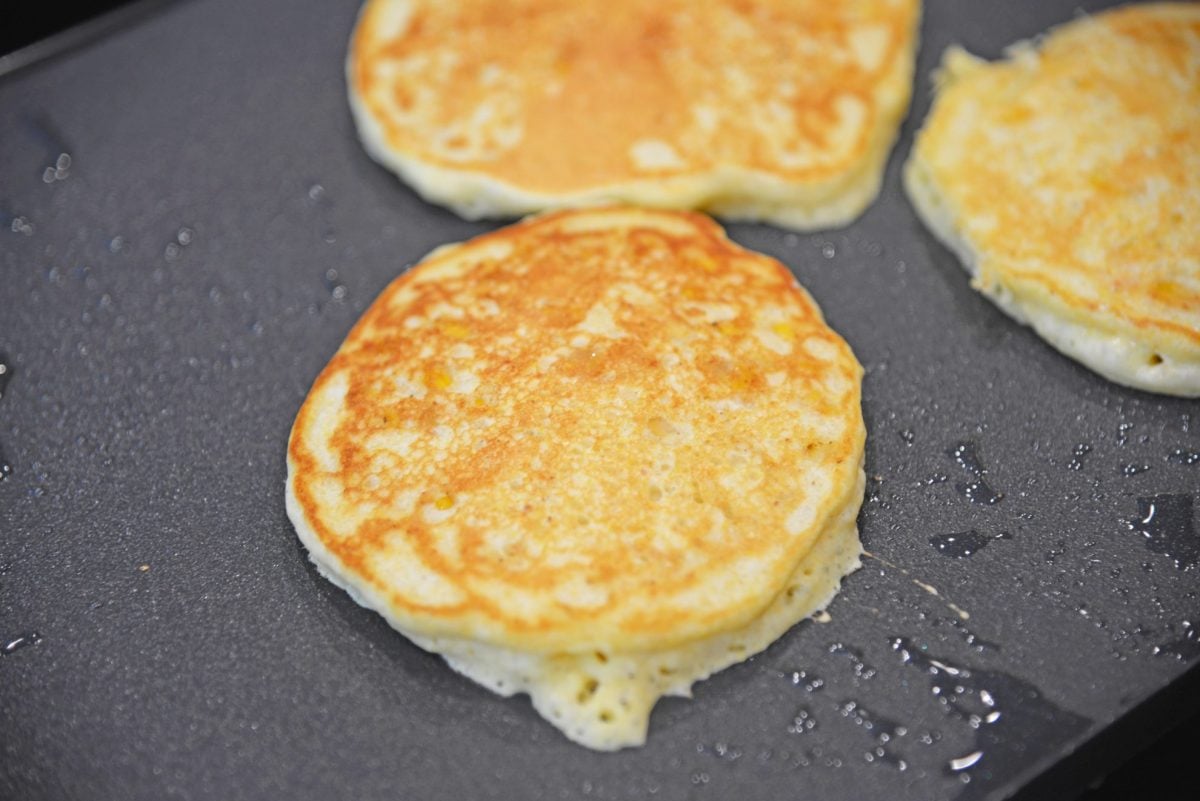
[1,1,1197,799]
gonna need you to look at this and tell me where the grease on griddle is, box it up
[787,707,817,734]
[829,642,878,681]
[930,530,989,558]
[306,182,338,244]
[1116,421,1135,446]
[947,441,1004,505]
[42,153,71,184]
[787,669,825,693]
[27,115,72,185]
[1153,621,1199,660]
[834,699,910,770]
[323,268,347,302]
[3,210,35,236]
[696,741,744,764]
[782,675,909,769]
[1066,442,1093,471]
[890,638,1091,797]
[2,632,42,656]
[1167,448,1200,466]
[163,226,194,262]
[1127,494,1198,570]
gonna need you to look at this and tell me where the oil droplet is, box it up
[1067,443,1092,471]
[324,268,347,301]
[1127,495,1197,570]
[1167,449,1200,466]
[949,750,983,772]
[787,707,817,734]
[820,242,836,259]
[42,152,71,183]
[835,699,909,769]
[710,741,742,761]
[2,632,42,655]
[899,428,915,446]
[1153,621,1199,660]
[1121,463,1149,477]
[829,642,877,680]
[918,730,942,746]
[9,216,34,236]
[789,669,825,692]
[948,441,1004,504]
[930,530,991,558]
[1117,422,1134,446]
[163,227,194,261]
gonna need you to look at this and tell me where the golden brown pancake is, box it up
[905,3,1200,396]
[347,0,921,229]
[286,207,866,749]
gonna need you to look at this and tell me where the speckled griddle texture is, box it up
[0,1,1196,800]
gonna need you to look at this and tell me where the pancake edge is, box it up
[287,450,863,750]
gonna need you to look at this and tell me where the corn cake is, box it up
[905,3,1200,396]
[348,0,921,230]
[286,208,866,749]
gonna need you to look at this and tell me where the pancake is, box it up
[286,207,866,749]
[347,0,921,230]
[905,3,1200,397]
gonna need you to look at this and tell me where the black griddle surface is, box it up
[1,2,1197,799]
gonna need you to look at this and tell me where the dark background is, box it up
[0,5,127,59]
[1,3,1195,799]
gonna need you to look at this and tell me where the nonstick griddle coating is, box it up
[1,2,1196,800]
